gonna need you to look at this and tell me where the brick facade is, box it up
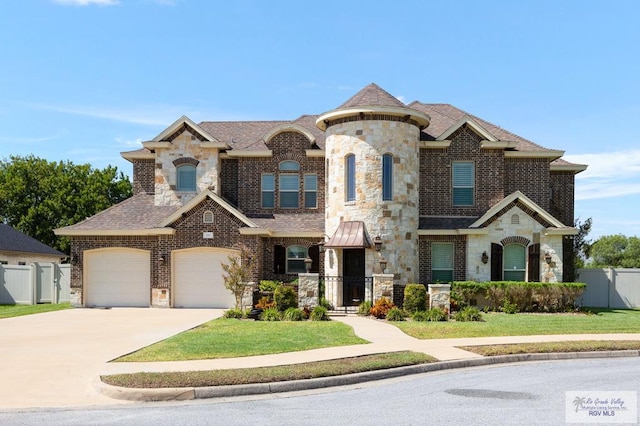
[418,235,467,284]
[550,171,576,226]
[419,125,505,216]
[132,159,155,195]
[505,157,551,212]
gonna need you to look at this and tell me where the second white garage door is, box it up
[172,247,238,308]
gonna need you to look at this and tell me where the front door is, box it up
[343,249,365,306]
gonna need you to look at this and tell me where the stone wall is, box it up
[428,283,450,315]
[297,273,319,307]
[154,130,221,206]
[373,274,394,302]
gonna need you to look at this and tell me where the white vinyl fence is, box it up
[0,263,70,305]
[577,268,640,309]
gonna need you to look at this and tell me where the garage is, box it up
[84,248,150,307]
[172,247,237,308]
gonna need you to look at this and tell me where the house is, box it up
[55,83,587,309]
[0,224,66,265]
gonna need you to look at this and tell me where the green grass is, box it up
[0,303,71,319]
[115,318,368,362]
[103,351,435,388]
[460,341,640,356]
[394,309,640,339]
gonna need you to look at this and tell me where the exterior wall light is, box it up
[379,257,388,273]
[304,257,313,273]
[481,251,489,264]
[544,252,552,265]
[373,235,383,252]
[158,254,166,263]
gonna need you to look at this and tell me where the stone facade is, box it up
[428,283,451,315]
[154,130,221,206]
[324,119,420,284]
[297,273,320,308]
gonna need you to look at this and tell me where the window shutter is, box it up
[308,244,320,273]
[274,245,286,274]
[491,243,503,281]
[528,244,540,282]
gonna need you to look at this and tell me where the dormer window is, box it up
[177,164,196,191]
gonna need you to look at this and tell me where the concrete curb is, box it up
[96,350,640,402]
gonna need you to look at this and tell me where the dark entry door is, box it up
[343,249,365,306]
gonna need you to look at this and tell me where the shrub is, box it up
[319,297,334,310]
[255,296,276,310]
[370,297,395,319]
[451,281,487,310]
[425,307,448,322]
[282,307,305,321]
[258,280,280,292]
[223,308,244,319]
[454,306,483,322]
[274,285,298,311]
[310,306,330,321]
[386,307,405,321]
[501,298,519,314]
[357,300,373,316]
[403,284,427,313]
[260,307,281,321]
[411,310,430,322]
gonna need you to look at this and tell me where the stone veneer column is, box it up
[428,283,451,315]
[297,273,320,307]
[70,288,82,308]
[151,288,170,308]
[324,120,421,284]
[373,274,395,302]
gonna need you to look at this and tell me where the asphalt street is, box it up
[2,357,638,426]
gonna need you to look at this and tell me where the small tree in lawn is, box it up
[221,245,255,311]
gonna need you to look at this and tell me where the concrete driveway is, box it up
[0,308,222,409]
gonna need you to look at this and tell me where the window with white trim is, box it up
[382,153,393,201]
[177,164,196,191]
[346,154,356,202]
[452,161,474,206]
[432,242,454,282]
[279,161,300,208]
[203,210,214,224]
[286,245,307,273]
[261,174,275,208]
[304,174,317,208]
[503,244,526,281]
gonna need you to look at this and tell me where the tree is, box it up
[589,234,640,268]
[0,155,132,253]
[221,245,256,310]
[573,217,593,269]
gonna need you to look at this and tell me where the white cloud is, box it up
[566,150,640,201]
[29,103,190,126]
[115,137,143,148]
[53,0,119,5]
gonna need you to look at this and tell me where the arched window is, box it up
[203,210,214,224]
[382,153,393,201]
[346,154,356,202]
[503,244,526,281]
[286,245,307,273]
[177,164,196,191]
[279,161,300,208]
[511,214,520,225]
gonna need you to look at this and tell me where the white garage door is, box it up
[84,248,150,307]
[173,248,237,308]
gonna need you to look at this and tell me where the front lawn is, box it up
[115,318,368,362]
[0,303,71,319]
[394,309,640,339]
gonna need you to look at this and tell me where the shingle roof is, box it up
[60,193,177,231]
[0,224,65,257]
[248,213,324,233]
[337,83,407,109]
[419,217,480,230]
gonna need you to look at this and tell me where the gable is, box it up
[471,191,568,229]
[159,190,257,228]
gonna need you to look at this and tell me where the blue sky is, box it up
[1,0,639,241]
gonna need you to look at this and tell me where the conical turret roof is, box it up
[338,83,406,109]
